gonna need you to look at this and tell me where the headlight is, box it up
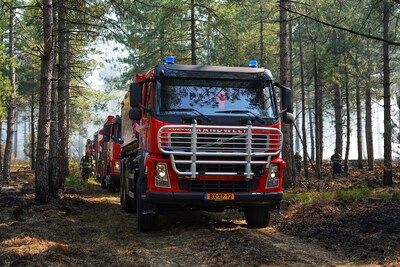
[114,161,121,172]
[155,163,171,188]
[266,164,279,188]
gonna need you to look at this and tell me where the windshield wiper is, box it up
[162,108,212,123]
[215,109,266,124]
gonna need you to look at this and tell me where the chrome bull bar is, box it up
[157,121,283,180]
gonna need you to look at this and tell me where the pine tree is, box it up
[35,0,55,204]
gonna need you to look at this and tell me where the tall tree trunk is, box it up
[206,13,211,65]
[333,82,343,155]
[30,92,36,170]
[363,42,374,171]
[23,113,27,160]
[190,0,196,65]
[356,74,363,169]
[66,95,70,158]
[398,89,400,145]
[279,0,295,186]
[0,118,2,173]
[298,22,308,178]
[35,0,54,204]
[49,65,59,197]
[289,17,300,154]
[313,43,323,179]
[365,68,374,170]
[159,27,165,61]
[13,111,17,160]
[57,0,70,188]
[382,0,393,186]
[49,9,59,197]
[332,32,343,156]
[344,63,350,175]
[294,104,300,151]
[259,4,264,67]
[3,8,16,181]
[307,89,315,161]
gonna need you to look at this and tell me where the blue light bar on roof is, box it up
[248,60,258,68]
[164,55,175,64]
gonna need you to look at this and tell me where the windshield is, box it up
[156,78,277,118]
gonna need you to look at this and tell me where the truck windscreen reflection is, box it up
[157,79,277,119]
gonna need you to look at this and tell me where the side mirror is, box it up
[129,107,142,121]
[130,83,141,107]
[273,82,293,124]
[282,111,294,124]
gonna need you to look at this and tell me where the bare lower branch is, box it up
[280,5,400,46]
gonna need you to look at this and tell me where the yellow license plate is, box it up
[207,193,235,201]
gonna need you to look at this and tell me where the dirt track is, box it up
[0,178,399,266]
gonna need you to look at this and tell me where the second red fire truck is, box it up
[94,115,123,192]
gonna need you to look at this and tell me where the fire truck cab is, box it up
[120,57,293,232]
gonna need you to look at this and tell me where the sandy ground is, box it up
[0,168,399,266]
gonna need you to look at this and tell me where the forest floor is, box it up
[0,162,400,266]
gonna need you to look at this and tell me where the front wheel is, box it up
[136,177,158,232]
[107,175,118,193]
[244,206,271,228]
[100,177,107,189]
[120,174,136,213]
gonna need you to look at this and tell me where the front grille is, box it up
[178,179,259,192]
[158,124,282,178]
[175,162,264,176]
[170,133,270,153]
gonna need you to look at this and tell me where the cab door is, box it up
[141,81,155,153]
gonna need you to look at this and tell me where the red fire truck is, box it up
[97,115,123,192]
[119,57,293,232]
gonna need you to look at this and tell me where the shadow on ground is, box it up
[275,199,400,264]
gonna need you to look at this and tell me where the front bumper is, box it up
[144,191,282,207]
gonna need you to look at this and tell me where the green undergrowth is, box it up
[65,173,97,188]
[285,186,400,204]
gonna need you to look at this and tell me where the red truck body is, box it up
[119,59,293,231]
[93,129,103,181]
[96,115,123,191]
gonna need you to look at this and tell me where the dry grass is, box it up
[1,237,68,256]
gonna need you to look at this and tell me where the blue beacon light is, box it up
[248,60,258,68]
[164,55,175,64]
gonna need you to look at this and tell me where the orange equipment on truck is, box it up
[119,57,293,232]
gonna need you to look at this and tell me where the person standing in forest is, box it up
[80,152,94,182]
[330,149,343,176]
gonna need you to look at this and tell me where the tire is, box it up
[106,169,119,193]
[244,206,271,228]
[100,177,107,189]
[107,176,117,193]
[136,176,158,232]
[120,169,136,213]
